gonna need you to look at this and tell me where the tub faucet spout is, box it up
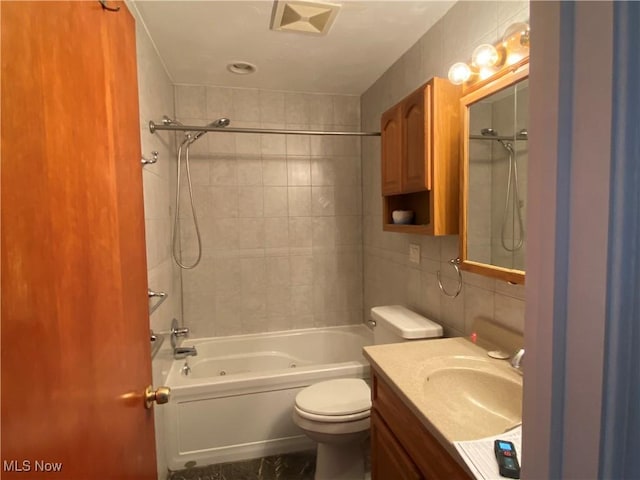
[174,346,198,359]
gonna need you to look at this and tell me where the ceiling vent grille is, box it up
[271,1,341,36]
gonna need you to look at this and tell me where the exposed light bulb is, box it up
[479,66,497,80]
[448,62,471,85]
[472,44,500,68]
[502,22,530,65]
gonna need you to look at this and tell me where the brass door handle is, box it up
[144,385,171,409]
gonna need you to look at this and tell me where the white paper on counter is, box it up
[453,426,522,480]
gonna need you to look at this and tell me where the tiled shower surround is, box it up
[174,86,362,336]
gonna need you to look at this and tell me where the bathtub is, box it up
[164,324,373,470]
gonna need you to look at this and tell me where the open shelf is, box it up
[383,223,432,234]
[383,190,434,235]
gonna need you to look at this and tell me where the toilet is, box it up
[292,305,443,480]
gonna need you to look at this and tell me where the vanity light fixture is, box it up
[471,44,500,69]
[447,21,529,86]
[502,22,530,65]
[447,62,472,85]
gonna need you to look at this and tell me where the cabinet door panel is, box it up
[402,87,430,192]
[381,105,402,195]
[373,374,471,479]
[371,410,423,480]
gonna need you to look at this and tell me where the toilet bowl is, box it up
[293,378,371,480]
[293,305,443,480]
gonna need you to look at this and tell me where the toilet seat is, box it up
[294,405,370,422]
[295,378,371,423]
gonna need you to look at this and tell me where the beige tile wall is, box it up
[361,0,529,336]
[136,28,180,351]
[132,5,180,477]
[173,85,363,337]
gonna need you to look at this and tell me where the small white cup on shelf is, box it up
[392,210,414,225]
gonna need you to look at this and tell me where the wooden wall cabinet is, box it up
[380,78,461,235]
[371,372,471,480]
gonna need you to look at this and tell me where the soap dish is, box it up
[487,350,510,360]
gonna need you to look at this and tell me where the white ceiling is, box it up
[132,1,455,95]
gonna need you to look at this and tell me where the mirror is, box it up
[460,62,529,284]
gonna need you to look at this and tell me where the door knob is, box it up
[144,385,171,409]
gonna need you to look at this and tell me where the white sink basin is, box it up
[415,356,522,440]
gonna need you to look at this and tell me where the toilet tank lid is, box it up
[371,305,443,339]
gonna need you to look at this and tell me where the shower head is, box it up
[190,118,231,142]
[480,127,514,153]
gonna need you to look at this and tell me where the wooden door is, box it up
[401,86,430,193]
[1,2,157,479]
[371,410,423,480]
[381,105,402,195]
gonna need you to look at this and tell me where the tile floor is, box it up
[167,444,371,480]
[167,451,316,480]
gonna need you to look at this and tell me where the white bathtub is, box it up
[164,324,373,470]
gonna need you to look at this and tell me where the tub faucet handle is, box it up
[173,326,189,337]
[170,318,189,349]
[171,327,189,337]
[170,318,189,337]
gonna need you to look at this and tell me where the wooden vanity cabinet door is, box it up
[372,373,472,480]
[371,409,424,480]
[401,85,430,193]
[381,104,402,195]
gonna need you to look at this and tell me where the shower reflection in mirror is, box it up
[467,78,528,273]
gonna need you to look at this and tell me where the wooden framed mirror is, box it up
[460,60,529,284]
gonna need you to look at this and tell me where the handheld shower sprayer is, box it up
[480,127,524,252]
[172,117,232,269]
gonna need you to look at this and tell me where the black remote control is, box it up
[494,439,520,479]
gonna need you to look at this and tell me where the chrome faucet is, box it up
[174,345,198,359]
[170,318,190,348]
[511,348,525,370]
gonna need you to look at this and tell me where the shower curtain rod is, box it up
[469,134,528,141]
[149,121,380,137]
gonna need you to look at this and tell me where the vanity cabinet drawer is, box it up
[371,373,471,480]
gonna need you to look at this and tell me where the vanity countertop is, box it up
[363,337,523,471]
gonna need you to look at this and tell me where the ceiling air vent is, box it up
[271,1,341,36]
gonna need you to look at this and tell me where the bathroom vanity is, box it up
[364,337,523,479]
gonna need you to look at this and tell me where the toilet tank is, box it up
[370,306,443,344]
